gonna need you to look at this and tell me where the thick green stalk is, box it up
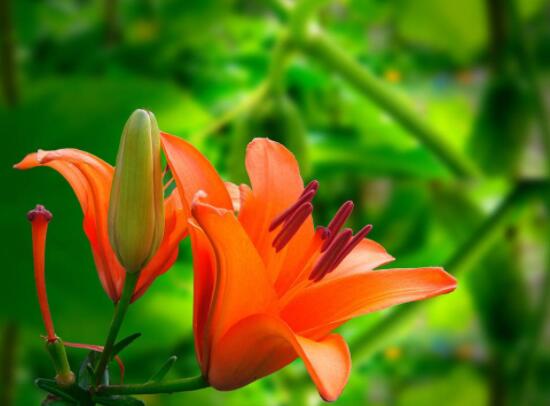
[299,30,477,178]
[94,271,139,385]
[97,375,208,396]
[349,182,543,363]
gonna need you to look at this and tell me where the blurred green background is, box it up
[1,0,550,405]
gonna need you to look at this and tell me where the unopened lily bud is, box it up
[108,109,164,273]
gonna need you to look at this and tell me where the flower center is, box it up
[269,180,373,282]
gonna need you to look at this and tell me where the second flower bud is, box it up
[108,109,165,273]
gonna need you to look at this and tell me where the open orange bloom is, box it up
[162,135,457,401]
[14,149,191,302]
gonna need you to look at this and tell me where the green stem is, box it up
[103,0,120,46]
[97,375,209,396]
[94,271,139,385]
[349,181,544,363]
[266,0,292,21]
[46,338,75,387]
[267,0,329,97]
[485,0,508,74]
[299,30,477,178]
[193,82,269,141]
[266,31,292,96]
[193,0,322,140]
[0,322,17,406]
[489,352,507,406]
[288,0,328,40]
[506,0,550,173]
[516,196,550,404]
[0,0,18,106]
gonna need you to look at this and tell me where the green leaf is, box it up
[112,333,142,358]
[148,355,178,383]
[35,379,76,403]
[41,394,77,405]
[93,396,145,406]
[78,351,108,390]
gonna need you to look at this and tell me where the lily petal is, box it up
[281,267,457,337]
[15,149,188,302]
[132,189,188,302]
[325,239,395,280]
[160,132,232,217]
[191,201,276,353]
[239,138,314,283]
[209,313,350,402]
[15,149,122,301]
[224,182,252,214]
[187,218,217,374]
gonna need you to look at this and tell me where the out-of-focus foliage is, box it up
[1,0,549,405]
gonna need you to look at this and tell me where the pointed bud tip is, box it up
[129,108,156,128]
[27,205,52,222]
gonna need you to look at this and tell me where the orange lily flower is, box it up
[14,146,211,302]
[162,135,457,401]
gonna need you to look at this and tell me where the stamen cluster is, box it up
[269,180,372,282]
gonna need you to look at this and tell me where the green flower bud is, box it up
[108,109,164,273]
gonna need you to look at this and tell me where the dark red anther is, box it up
[321,201,354,252]
[316,226,331,240]
[272,203,313,252]
[302,180,319,195]
[329,224,373,273]
[27,205,53,222]
[310,228,353,281]
[269,180,319,232]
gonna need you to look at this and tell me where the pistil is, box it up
[27,205,56,342]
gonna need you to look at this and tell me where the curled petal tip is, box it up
[429,267,458,294]
[192,198,231,218]
[27,205,53,222]
[444,271,458,291]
